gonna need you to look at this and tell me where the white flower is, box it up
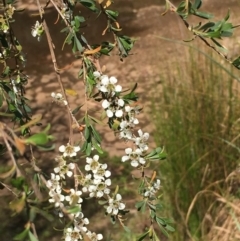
[153,179,161,190]
[49,190,65,207]
[85,155,100,173]
[46,173,61,193]
[93,71,101,78]
[86,231,103,241]
[89,179,111,198]
[106,194,125,215]
[115,109,123,117]
[125,105,141,125]
[59,143,80,157]
[119,120,133,139]
[97,75,122,95]
[61,3,72,20]
[54,162,75,179]
[144,179,161,198]
[118,98,125,107]
[65,189,83,205]
[102,99,110,109]
[93,163,111,180]
[64,226,82,241]
[133,129,149,151]
[122,148,146,167]
[106,109,114,118]
[51,92,68,105]
[74,212,89,233]
[80,174,93,192]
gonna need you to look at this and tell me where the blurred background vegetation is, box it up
[152,42,240,241]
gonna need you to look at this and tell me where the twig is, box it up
[35,0,73,144]
[31,222,39,240]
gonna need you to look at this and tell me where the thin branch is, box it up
[35,0,73,144]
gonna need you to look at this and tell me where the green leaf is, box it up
[123,225,131,233]
[66,205,81,214]
[99,41,114,55]
[11,177,25,190]
[232,56,240,69]
[158,223,169,238]
[91,125,101,143]
[28,231,38,241]
[25,133,50,146]
[156,216,166,226]
[72,105,83,115]
[116,35,135,59]
[105,9,119,21]
[13,229,29,240]
[0,88,3,107]
[86,142,92,156]
[148,202,157,211]
[9,193,26,213]
[92,138,103,154]
[84,126,90,140]
[135,200,146,212]
[137,230,150,241]
[192,0,202,10]
[165,225,175,232]
[78,0,99,12]
[193,10,213,19]
[74,35,83,53]
[98,200,108,205]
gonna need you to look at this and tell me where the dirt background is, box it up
[12,0,240,157]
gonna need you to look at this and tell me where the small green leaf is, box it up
[28,231,38,241]
[105,9,119,21]
[194,10,213,19]
[92,138,103,154]
[66,205,81,214]
[165,225,175,232]
[232,56,240,69]
[123,225,131,233]
[98,200,108,205]
[11,177,25,190]
[9,193,26,213]
[78,0,99,12]
[137,230,150,241]
[13,229,29,240]
[25,133,50,146]
[192,0,202,10]
[72,105,83,115]
[84,126,90,140]
[86,142,92,156]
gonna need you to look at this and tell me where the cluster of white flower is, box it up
[79,154,126,215]
[51,92,68,106]
[144,179,161,199]
[47,144,106,241]
[63,212,103,241]
[61,3,72,21]
[94,71,150,168]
